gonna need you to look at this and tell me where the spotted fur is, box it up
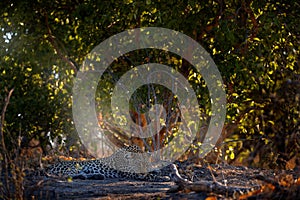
[46,145,170,182]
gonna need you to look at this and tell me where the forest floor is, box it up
[23,162,300,200]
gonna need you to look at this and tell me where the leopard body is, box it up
[46,145,170,182]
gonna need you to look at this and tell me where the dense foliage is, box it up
[1,0,299,169]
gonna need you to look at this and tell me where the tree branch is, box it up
[0,88,14,153]
[0,88,14,198]
[43,11,78,74]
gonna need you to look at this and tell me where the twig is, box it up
[0,88,14,199]
[171,179,255,198]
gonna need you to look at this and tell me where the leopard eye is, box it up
[124,153,133,159]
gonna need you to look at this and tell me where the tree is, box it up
[0,0,299,169]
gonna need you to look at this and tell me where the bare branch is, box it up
[0,88,14,199]
[43,11,78,74]
[0,88,14,152]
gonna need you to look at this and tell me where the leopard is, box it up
[46,145,172,182]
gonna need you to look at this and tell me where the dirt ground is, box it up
[24,163,300,200]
